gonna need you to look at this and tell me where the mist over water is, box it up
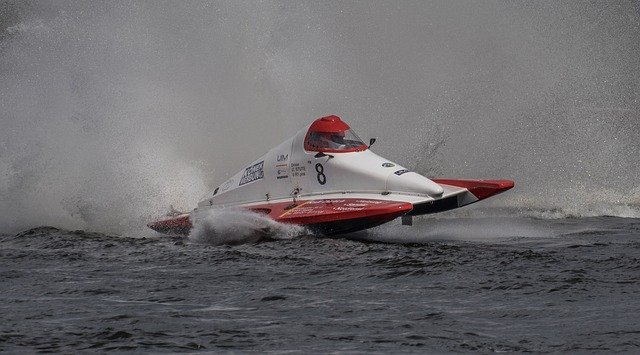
[1,1,639,233]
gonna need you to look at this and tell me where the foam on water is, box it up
[188,208,306,246]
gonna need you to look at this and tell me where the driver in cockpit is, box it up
[308,131,347,150]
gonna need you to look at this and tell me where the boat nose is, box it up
[386,171,444,197]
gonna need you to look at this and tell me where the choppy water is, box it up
[2,216,639,353]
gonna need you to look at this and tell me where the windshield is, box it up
[305,129,367,152]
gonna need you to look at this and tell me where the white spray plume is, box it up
[189,208,305,246]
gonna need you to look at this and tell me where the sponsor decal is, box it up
[353,199,384,204]
[394,169,410,176]
[275,166,289,180]
[277,154,288,162]
[308,199,345,204]
[345,203,368,207]
[239,161,264,186]
[291,163,306,177]
[212,187,219,196]
[335,206,364,211]
[220,179,234,192]
[382,162,395,167]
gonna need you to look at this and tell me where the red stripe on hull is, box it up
[273,199,412,235]
[264,199,411,224]
[432,179,515,200]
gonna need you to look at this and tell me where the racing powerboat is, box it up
[149,115,514,236]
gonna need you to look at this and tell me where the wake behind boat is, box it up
[149,115,514,236]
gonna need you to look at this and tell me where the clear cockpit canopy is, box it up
[304,115,369,153]
[305,130,367,152]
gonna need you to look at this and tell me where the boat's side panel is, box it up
[289,137,443,198]
[197,136,297,208]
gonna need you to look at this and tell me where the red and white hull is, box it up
[148,179,514,236]
[148,115,514,236]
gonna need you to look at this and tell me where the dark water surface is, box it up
[2,216,640,353]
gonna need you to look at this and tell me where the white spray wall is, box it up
[1,1,639,233]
